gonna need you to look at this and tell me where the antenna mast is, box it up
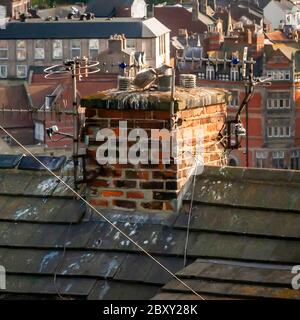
[44,57,100,189]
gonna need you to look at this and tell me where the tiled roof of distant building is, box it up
[0,84,34,144]
[266,30,291,42]
[271,43,300,63]
[154,5,214,37]
[0,84,29,108]
[26,84,58,108]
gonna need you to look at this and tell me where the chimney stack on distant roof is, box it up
[108,34,126,54]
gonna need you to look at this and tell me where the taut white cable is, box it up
[0,124,205,300]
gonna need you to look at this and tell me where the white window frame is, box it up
[256,151,267,159]
[0,65,7,78]
[292,151,300,158]
[16,65,27,78]
[256,151,267,168]
[229,90,239,108]
[230,66,239,81]
[273,151,285,159]
[206,65,215,80]
[278,70,285,80]
[0,40,8,60]
[34,39,45,60]
[267,92,291,110]
[285,70,290,80]
[198,72,205,79]
[70,39,81,58]
[52,39,63,60]
[268,126,291,138]
[272,151,285,169]
[88,39,99,59]
[34,122,44,141]
[159,34,166,55]
[266,70,291,81]
[126,39,136,49]
[267,126,272,137]
[267,70,272,78]
[16,40,26,61]
[291,150,300,170]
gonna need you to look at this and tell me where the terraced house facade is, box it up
[176,29,300,170]
[0,17,170,78]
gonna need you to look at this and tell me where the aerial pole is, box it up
[44,57,100,189]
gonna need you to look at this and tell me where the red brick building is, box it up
[176,28,300,170]
[29,72,118,149]
[154,2,218,38]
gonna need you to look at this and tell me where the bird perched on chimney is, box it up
[132,64,172,90]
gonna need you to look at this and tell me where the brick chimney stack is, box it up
[108,34,126,54]
[246,29,253,45]
[82,85,228,213]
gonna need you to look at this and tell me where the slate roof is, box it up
[0,17,170,39]
[26,84,58,109]
[154,5,212,37]
[154,166,300,300]
[0,157,300,300]
[86,0,135,17]
[37,5,86,19]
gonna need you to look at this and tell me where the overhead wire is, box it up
[183,166,197,268]
[0,124,205,300]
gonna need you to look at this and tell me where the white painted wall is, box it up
[131,0,147,18]
[264,1,286,29]
[264,0,300,29]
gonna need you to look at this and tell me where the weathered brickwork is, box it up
[82,87,228,213]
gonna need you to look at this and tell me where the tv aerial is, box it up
[44,57,100,189]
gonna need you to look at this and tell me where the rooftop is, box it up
[272,0,299,10]
[0,155,300,300]
[0,17,170,39]
[266,30,290,42]
[86,0,143,18]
